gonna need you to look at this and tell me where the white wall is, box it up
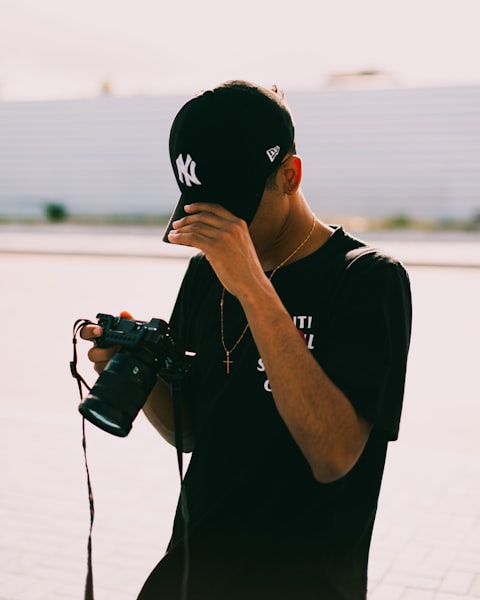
[1,85,479,220]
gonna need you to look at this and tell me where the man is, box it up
[82,80,412,599]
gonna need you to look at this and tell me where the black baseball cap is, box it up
[162,80,295,242]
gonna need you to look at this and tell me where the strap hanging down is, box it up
[170,375,190,600]
[71,319,96,600]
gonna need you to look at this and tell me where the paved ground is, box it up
[1,228,479,599]
[2,411,480,600]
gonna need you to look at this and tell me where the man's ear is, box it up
[282,155,302,194]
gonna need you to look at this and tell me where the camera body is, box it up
[78,313,192,437]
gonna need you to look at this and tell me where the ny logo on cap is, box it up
[266,145,281,163]
[176,154,202,187]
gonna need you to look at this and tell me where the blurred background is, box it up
[1,1,480,599]
[0,0,479,227]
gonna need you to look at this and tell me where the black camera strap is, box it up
[171,377,190,600]
[71,319,96,600]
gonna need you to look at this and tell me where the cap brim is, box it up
[162,195,188,243]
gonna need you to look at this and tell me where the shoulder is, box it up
[331,228,409,281]
[317,227,408,281]
[323,229,411,308]
[346,245,409,281]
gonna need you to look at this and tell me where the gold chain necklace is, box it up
[220,214,316,374]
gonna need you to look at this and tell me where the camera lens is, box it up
[79,352,158,436]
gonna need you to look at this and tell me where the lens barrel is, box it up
[79,352,158,436]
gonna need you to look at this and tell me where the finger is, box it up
[80,323,103,341]
[169,218,219,241]
[183,202,225,214]
[171,208,244,240]
[183,202,241,222]
[94,360,110,375]
[120,310,134,319]
[172,203,237,228]
[87,345,116,364]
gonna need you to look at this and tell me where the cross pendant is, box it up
[224,352,233,374]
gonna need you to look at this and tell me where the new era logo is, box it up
[176,154,202,187]
[266,145,281,163]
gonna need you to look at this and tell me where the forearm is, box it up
[142,376,195,452]
[241,280,371,482]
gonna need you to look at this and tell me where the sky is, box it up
[0,0,479,102]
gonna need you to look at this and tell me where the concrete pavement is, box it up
[2,407,480,600]
[1,228,480,599]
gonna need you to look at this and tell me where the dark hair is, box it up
[217,80,291,111]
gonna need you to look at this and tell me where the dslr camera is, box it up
[78,313,193,437]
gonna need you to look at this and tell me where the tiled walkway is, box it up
[2,410,480,600]
[1,228,479,599]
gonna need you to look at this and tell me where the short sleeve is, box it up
[321,254,412,440]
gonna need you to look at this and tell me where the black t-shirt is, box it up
[138,227,412,600]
